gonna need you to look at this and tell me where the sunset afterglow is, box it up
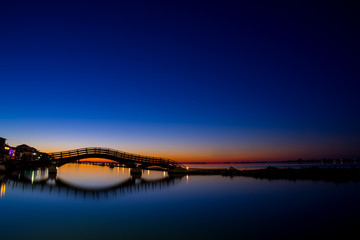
[1,2,360,240]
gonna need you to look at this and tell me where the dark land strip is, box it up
[170,167,360,183]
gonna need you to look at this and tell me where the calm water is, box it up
[1,163,359,240]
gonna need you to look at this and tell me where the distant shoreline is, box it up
[181,158,359,165]
[177,166,360,183]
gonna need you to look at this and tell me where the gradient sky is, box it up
[1,0,359,162]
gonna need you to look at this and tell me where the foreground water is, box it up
[1,164,359,240]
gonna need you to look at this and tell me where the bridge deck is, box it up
[49,147,183,168]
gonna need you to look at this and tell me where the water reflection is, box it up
[1,165,360,240]
[0,182,5,198]
[58,164,132,190]
[23,168,49,183]
[0,164,183,200]
[140,169,169,180]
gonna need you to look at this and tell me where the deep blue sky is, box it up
[1,0,359,161]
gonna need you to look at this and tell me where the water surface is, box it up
[0,164,359,240]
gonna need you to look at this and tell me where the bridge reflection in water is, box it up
[0,164,185,200]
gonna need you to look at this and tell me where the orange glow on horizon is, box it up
[36,142,338,163]
[79,158,117,163]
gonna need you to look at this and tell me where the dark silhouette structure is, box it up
[49,147,183,169]
[1,137,184,171]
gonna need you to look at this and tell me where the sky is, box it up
[1,0,359,162]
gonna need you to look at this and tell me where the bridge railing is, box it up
[49,147,182,167]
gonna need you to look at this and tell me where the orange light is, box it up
[0,184,5,198]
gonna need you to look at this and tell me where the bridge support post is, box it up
[130,167,142,178]
[48,165,57,179]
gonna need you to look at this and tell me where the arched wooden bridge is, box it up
[48,147,183,169]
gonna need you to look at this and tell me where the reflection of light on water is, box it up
[186,175,189,184]
[24,169,49,183]
[47,179,56,185]
[58,164,132,190]
[163,171,166,177]
[0,184,5,198]
[141,169,168,181]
